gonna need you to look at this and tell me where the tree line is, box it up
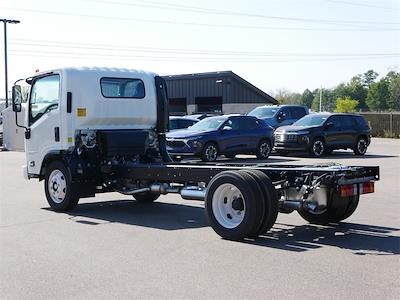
[274,69,400,112]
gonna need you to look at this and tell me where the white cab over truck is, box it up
[11,67,379,240]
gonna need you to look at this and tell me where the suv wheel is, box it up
[256,139,271,159]
[310,138,325,157]
[201,142,219,162]
[354,137,368,155]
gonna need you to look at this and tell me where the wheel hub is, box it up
[212,183,246,228]
[48,169,67,204]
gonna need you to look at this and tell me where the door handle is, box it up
[54,127,60,142]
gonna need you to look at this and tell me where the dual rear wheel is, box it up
[205,170,278,240]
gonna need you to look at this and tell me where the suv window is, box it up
[226,118,246,130]
[29,74,60,125]
[355,116,369,128]
[280,107,292,119]
[327,116,342,128]
[291,107,307,119]
[100,77,145,98]
[341,116,356,127]
[180,119,196,128]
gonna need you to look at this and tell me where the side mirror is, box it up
[12,85,22,112]
[222,126,232,132]
[325,122,334,129]
[277,112,285,122]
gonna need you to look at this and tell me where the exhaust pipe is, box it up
[180,187,206,200]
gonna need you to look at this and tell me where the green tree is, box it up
[366,78,390,110]
[301,89,314,108]
[312,88,335,112]
[386,71,400,110]
[274,89,302,105]
[362,70,379,87]
[334,97,359,113]
[347,75,368,110]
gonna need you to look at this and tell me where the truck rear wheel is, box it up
[205,171,265,240]
[44,161,80,212]
[298,193,359,225]
[240,170,278,236]
[133,191,160,203]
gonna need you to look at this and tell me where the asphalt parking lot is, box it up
[1,138,399,299]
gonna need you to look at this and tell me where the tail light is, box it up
[340,182,374,197]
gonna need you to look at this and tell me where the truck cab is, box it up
[12,68,168,178]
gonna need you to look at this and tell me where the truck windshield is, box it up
[29,75,60,125]
[189,117,226,131]
[293,115,328,126]
[248,107,278,118]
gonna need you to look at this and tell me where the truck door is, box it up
[25,74,62,175]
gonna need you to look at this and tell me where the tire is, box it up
[353,137,368,155]
[241,170,279,236]
[201,142,219,162]
[44,160,80,212]
[133,191,160,203]
[256,139,271,159]
[298,193,359,225]
[205,171,265,240]
[309,138,325,157]
[225,153,236,159]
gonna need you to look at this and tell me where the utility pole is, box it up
[1,19,20,108]
[319,85,322,112]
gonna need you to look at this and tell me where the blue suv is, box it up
[166,115,274,161]
[248,105,309,129]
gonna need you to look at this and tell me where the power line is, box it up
[88,0,400,26]
[6,49,399,63]
[1,6,399,32]
[325,0,400,11]
[8,39,400,58]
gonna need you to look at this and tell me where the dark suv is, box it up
[274,113,371,157]
[248,105,309,129]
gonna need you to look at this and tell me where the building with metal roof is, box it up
[162,71,277,116]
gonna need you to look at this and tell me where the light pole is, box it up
[1,19,20,108]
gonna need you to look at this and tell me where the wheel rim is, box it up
[357,139,367,154]
[259,141,270,158]
[313,140,324,156]
[48,169,67,204]
[205,145,218,161]
[212,183,245,229]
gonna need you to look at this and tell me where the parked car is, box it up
[274,113,371,157]
[166,115,274,161]
[169,116,198,131]
[248,105,309,129]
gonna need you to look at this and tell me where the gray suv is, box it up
[248,105,309,129]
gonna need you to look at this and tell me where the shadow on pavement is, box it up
[244,222,400,255]
[44,199,208,231]
[44,200,399,255]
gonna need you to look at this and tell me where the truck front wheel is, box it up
[44,161,80,212]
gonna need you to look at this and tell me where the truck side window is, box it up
[100,77,145,98]
[29,74,60,125]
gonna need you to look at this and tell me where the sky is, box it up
[0,0,399,98]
